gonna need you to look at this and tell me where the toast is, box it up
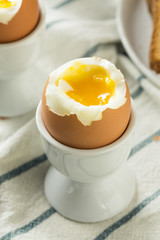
[147,0,160,73]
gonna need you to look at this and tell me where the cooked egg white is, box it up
[45,57,127,126]
[0,0,22,24]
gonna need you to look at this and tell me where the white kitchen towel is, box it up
[0,0,160,239]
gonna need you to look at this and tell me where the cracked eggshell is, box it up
[0,0,40,43]
[41,79,131,149]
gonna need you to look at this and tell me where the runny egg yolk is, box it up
[56,61,116,106]
[0,0,16,8]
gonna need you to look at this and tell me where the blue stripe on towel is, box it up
[137,74,146,83]
[0,154,47,185]
[81,43,105,58]
[0,207,56,240]
[131,86,143,99]
[129,129,160,158]
[53,0,78,9]
[94,189,160,240]
[46,19,67,29]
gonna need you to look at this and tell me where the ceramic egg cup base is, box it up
[45,163,135,223]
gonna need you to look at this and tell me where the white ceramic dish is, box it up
[117,0,160,88]
[36,100,136,222]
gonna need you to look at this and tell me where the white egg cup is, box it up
[36,101,136,223]
[0,0,47,117]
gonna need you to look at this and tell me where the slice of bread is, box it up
[147,0,160,73]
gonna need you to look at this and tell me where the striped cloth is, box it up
[0,0,160,239]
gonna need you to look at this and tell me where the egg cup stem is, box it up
[45,164,135,223]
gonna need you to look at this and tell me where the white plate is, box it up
[117,0,160,88]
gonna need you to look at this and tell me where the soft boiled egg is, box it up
[42,57,131,149]
[0,0,40,43]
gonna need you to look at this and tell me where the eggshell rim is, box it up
[46,58,127,126]
[36,99,136,155]
[0,0,23,25]
[0,0,46,48]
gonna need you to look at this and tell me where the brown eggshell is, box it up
[0,0,40,43]
[42,79,131,149]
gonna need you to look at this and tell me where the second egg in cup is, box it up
[0,0,47,117]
